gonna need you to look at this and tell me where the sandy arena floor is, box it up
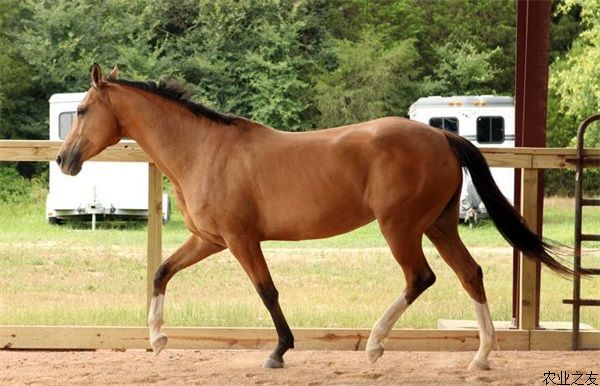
[1,349,598,385]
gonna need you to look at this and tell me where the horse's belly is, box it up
[261,196,374,241]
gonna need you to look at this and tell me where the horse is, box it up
[56,64,572,371]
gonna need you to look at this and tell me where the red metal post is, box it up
[513,0,552,328]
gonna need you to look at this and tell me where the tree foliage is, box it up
[314,30,419,126]
[153,0,316,130]
[0,0,522,139]
[0,0,37,139]
[550,0,600,147]
[0,0,596,190]
[427,42,502,96]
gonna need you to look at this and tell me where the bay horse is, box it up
[57,64,572,371]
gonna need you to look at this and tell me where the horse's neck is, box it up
[112,90,228,183]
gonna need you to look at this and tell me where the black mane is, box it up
[107,76,235,125]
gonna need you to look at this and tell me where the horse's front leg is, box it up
[227,237,294,368]
[148,235,224,354]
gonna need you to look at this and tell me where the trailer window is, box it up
[59,112,75,139]
[476,116,504,143]
[429,117,459,134]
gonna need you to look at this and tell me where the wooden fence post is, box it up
[519,168,540,332]
[146,163,163,315]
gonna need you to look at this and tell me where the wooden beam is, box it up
[0,326,530,351]
[0,140,149,162]
[1,140,600,169]
[146,164,163,313]
[484,153,532,168]
[532,151,600,169]
[530,330,600,350]
[5,326,596,352]
[519,169,541,331]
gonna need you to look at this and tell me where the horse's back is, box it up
[245,117,460,240]
[288,116,451,159]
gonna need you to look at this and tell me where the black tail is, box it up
[444,133,574,277]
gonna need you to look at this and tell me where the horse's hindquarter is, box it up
[364,118,461,232]
[251,117,460,240]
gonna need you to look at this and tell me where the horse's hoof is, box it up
[261,357,284,369]
[468,358,490,371]
[366,345,384,364]
[151,333,168,356]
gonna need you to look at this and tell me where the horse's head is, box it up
[56,63,122,176]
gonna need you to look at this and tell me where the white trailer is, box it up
[46,92,169,228]
[408,95,515,221]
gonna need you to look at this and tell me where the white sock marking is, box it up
[472,300,496,366]
[148,294,165,343]
[367,291,409,351]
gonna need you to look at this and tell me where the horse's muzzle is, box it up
[56,150,83,176]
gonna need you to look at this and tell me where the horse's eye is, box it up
[77,107,86,117]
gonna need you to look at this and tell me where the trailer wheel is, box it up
[463,208,480,228]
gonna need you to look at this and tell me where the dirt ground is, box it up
[1,349,599,385]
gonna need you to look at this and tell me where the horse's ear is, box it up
[108,64,118,80]
[90,63,103,87]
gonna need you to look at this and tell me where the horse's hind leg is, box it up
[425,200,496,371]
[226,237,294,369]
[149,235,224,354]
[366,221,436,364]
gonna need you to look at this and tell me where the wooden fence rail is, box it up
[1,140,598,351]
[3,140,600,166]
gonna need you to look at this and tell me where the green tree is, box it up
[550,0,584,62]
[550,0,600,147]
[314,30,420,127]
[0,0,37,139]
[19,1,171,87]
[9,0,171,140]
[546,0,598,195]
[151,0,317,130]
[416,0,516,95]
[427,42,502,96]
[547,0,584,149]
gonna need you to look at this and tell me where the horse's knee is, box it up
[406,270,436,304]
[472,265,484,282]
[153,263,171,295]
[463,265,486,303]
[257,285,279,308]
[417,270,436,292]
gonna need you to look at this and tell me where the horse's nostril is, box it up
[56,154,62,166]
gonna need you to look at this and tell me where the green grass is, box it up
[0,196,598,329]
